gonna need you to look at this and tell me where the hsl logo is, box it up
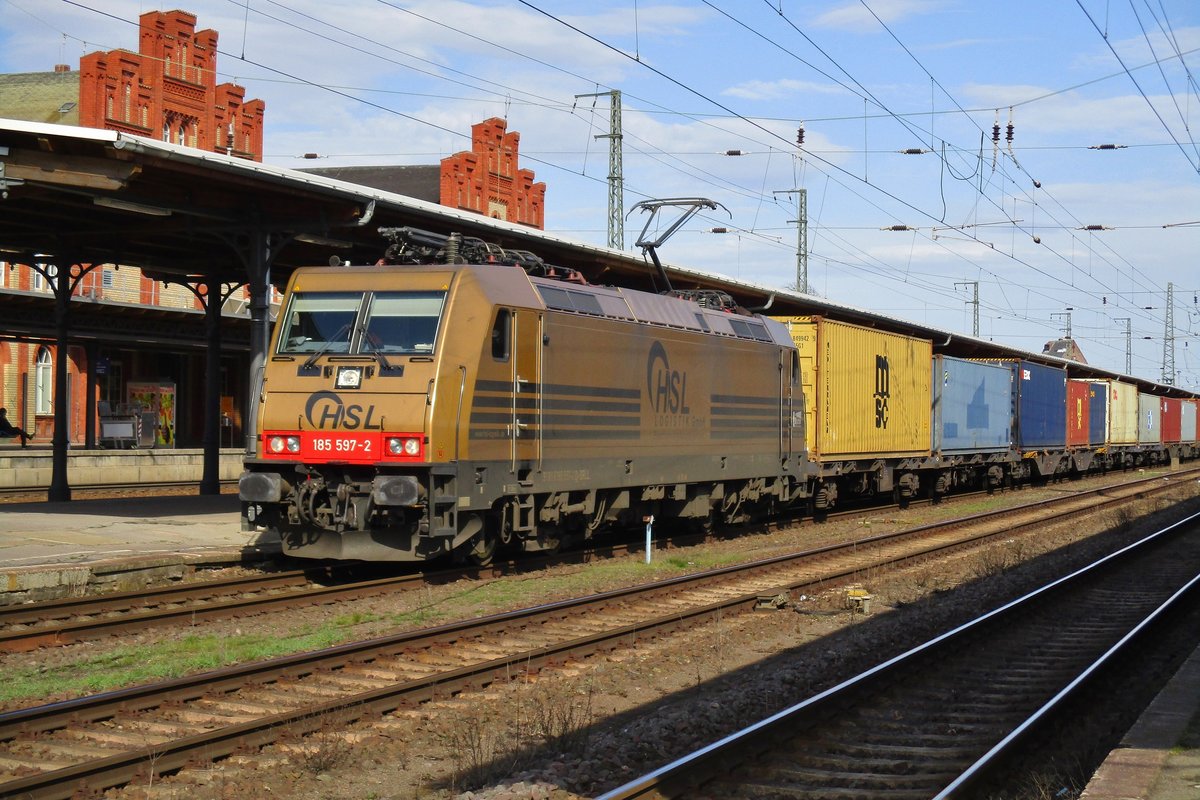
[646,341,689,415]
[305,390,382,430]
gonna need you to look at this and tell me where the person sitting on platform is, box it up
[0,408,31,448]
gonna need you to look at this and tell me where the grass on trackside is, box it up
[2,551,733,706]
[1,625,354,705]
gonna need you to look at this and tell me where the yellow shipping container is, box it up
[775,316,932,459]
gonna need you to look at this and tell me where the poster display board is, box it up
[126,382,177,447]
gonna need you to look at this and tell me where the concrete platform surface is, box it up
[1081,643,1200,800]
[0,493,278,602]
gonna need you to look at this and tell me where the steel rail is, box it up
[4,468,1193,652]
[596,509,1200,800]
[0,471,1196,798]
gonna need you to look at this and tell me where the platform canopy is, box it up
[0,117,1184,394]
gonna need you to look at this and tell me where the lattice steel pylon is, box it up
[575,90,623,249]
[1163,282,1175,385]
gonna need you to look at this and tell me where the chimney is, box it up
[54,64,71,73]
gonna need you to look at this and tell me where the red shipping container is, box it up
[1067,380,1091,446]
[1161,397,1182,443]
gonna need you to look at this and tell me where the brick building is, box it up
[441,117,545,228]
[0,9,265,446]
[78,9,264,160]
[307,117,547,230]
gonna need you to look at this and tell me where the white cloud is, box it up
[723,78,846,101]
[812,0,949,32]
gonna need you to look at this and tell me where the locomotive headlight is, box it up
[385,436,422,457]
[336,366,363,389]
[267,435,301,454]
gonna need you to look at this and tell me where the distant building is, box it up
[0,9,264,161]
[1043,337,1088,364]
[303,117,546,230]
[0,9,266,446]
[441,118,545,228]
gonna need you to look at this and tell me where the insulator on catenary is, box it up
[796,125,805,146]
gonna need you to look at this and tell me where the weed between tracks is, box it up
[440,674,597,791]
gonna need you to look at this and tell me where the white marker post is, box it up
[643,515,654,564]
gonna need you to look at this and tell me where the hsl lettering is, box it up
[647,341,690,414]
[304,390,382,430]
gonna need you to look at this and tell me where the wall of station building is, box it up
[0,261,265,448]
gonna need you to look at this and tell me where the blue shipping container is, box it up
[1014,360,1067,448]
[986,360,1067,449]
[1087,382,1107,445]
[932,356,1012,453]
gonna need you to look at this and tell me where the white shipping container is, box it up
[1138,392,1162,444]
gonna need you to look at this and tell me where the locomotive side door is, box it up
[509,308,543,478]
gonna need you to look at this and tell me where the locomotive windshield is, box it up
[278,292,361,354]
[361,291,446,355]
[276,290,447,356]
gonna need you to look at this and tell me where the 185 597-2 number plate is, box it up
[302,432,379,461]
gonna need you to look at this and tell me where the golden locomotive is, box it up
[239,227,808,562]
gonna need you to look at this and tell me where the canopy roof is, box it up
[0,117,1188,395]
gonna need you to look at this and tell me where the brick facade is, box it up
[440,117,545,229]
[78,10,264,161]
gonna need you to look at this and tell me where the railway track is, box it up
[2,468,1195,653]
[0,469,1196,798]
[599,511,1200,800]
[0,481,239,502]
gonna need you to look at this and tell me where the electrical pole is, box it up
[773,188,808,293]
[954,281,979,336]
[574,90,623,249]
[1051,311,1073,339]
[1115,318,1132,374]
[1163,282,1175,385]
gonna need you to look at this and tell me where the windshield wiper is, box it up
[299,322,353,373]
[358,323,404,376]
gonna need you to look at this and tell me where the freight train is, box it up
[239,226,1199,563]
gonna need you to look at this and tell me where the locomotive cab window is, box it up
[491,309,511,360]
[361,291,447,354]
[277,292,362,354]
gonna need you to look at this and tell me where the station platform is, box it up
[0,444,246,490]
[1081,643,1200,800]
[0,492,279,604]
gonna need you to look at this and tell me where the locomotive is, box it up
[239,226,808,562]
[239,226,1199,563]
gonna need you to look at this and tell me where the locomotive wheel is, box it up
[465,529,498,567]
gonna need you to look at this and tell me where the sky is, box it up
[2,0,1199,386]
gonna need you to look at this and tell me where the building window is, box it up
[35,347,53,415]
[102,268,115,288]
